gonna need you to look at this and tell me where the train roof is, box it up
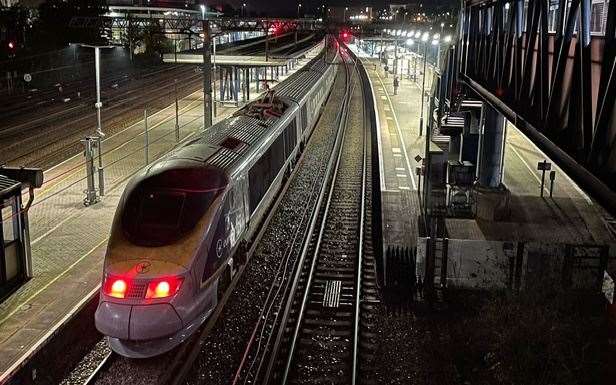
[159,45,335,175]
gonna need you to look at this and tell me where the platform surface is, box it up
[0,47,323,381]
[358,52,431,251]
[446,123,616,244]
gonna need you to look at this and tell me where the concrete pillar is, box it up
[219,69,224,101]
[234,66,239,101]
[474,103,510,221]
[477,104,506,188]
[246,68,251,101]
[256,68,260,92]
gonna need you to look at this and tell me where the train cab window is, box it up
[122,167,227,247]
[139,191,185,230]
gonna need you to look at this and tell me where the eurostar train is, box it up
[95,40,340,357]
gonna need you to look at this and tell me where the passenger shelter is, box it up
[0,167,43,301]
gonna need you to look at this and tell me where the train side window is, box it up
[301,105,308,132]
[248,132,286,214]
[284,120,297,158]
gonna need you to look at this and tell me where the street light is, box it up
[242,3,247,17]
[419,31,431,136]
[297,3,302,18]
[75,43,114,196]
[344,7,348,21]
[200,4,206,19]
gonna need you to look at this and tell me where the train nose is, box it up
[95,261,188,341]
[95,302,182,340]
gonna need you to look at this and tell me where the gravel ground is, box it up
[372,303,457,385]
[183,65,350,385]
[60,339,112,385]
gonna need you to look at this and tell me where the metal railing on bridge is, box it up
[429,0,616,217]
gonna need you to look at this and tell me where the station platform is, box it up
[353,43,616,252]
[0,46,323,382]
[360,56,425,250]
[446,123,616,244]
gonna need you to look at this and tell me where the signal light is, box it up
[145,277,183,299]
[103,277,128,298]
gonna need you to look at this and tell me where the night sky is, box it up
[222,1,453,15]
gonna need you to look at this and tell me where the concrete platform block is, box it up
[474,184,511,221]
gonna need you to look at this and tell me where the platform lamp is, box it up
[418,31,430,137]
[200,3,213,128]
[74,43,114,196]
[405,38,414,80]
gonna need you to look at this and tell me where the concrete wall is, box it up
[417,237,616,291]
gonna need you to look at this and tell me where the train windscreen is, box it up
[121,167,227,247]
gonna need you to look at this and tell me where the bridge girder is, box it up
[436,0,616,214]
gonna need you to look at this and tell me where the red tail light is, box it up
[146,277,183,299]
[103,277,128,298]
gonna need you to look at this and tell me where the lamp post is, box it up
[344,7,348,22]
[297,3,302,18]
[433,33,441,76]
[200,3,212,128]
[406,38,414,80]
[242,3,246,17]
[76,43,114,196]
[419,31,430,137]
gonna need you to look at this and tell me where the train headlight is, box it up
[145,277,183,299]
[103,277,128,298]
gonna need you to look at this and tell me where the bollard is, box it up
[82,137,99,206]
[549,171,556,197]
[144,109,149,165]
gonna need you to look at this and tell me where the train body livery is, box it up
[95,41,339,357]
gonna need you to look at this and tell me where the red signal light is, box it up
[103,277,128,298]
[145,277,183,299]
[343,32,348,38]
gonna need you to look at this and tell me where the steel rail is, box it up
[82,351,116,385]
[228,44,352,385]
[275,47,365,385]
[259,51,356,385]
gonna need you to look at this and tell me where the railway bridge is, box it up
[431,0,616,217]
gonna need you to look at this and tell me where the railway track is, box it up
[1,66,203,168]
[222,46,378,385]
[262,47,376,385]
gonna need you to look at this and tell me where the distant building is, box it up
[1,0,35,6]
[329,5,373,23]
[107,0,197,7]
